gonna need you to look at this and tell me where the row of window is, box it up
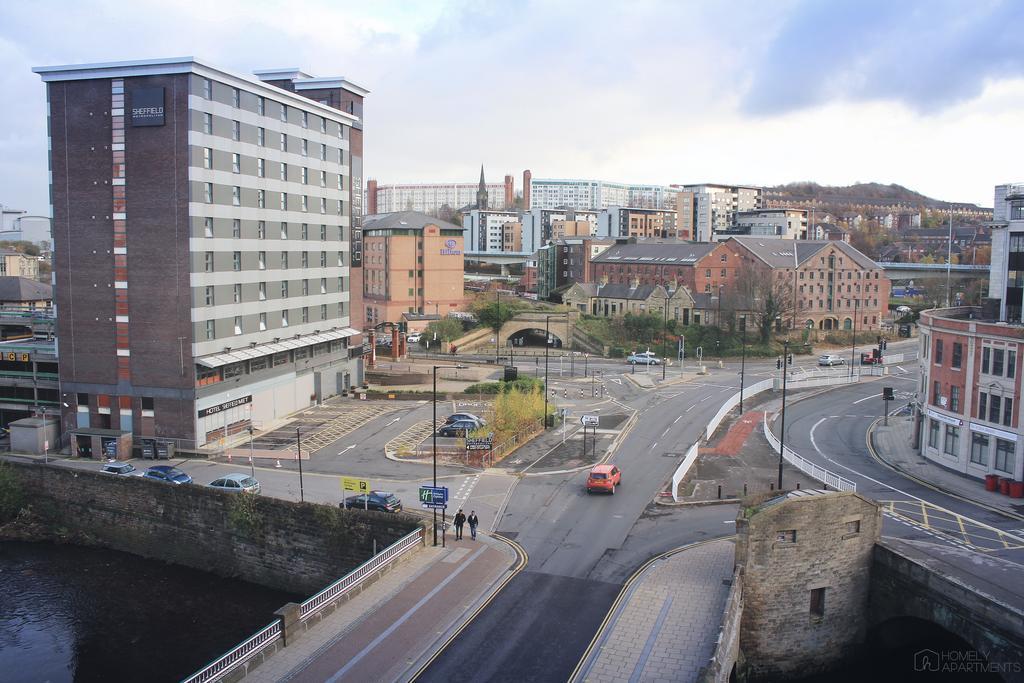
[196,340,347,384]
[928,420,1016,473]
[197,112,346,164]
[199,77,348,135]
[202,219,343,242]
[203,303,347,340]
[201,183,344,215]
[202,250,345,272]
[933,339,1017,378]
[201,277,346,305]
[798,270,881,280]
[202,147,344,188]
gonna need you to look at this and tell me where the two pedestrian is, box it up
[453,509,467,540]
[468,511,479,540]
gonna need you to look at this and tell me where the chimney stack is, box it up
[523,169,532,208]
[366,179,378,215]
[504,174,514,209]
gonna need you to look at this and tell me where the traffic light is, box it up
[398,321,408,333]
[787,354,794,365]
[776,357,783,369]
[881,338,888,351]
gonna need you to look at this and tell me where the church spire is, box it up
[476,164,489,210]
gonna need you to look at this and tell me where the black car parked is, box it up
[342,491,403,513]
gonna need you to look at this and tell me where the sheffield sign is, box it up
[131,87,165,127]
[198,395,252,418]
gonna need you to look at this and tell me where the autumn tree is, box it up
[733,262,795,342]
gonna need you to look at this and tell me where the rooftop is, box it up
[363,211,463,232]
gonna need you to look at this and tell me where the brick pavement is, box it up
[700,411,766,456]
[243,534,516,683]
[576,538,735,683]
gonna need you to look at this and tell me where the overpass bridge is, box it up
[880,262,988,281]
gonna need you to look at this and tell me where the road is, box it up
[776,365,1024,610]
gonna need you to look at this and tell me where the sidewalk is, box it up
[574,538,736,682]
[243,532,518,683]
[870,415,1024,518]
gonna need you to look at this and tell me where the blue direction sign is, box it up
[419,485,449,509]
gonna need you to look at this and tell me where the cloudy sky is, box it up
[2,0,1023,214]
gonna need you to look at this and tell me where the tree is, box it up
[733,262,795,343]
[476,300,519,335]
[425,318,464,347]
[622,313,662,347]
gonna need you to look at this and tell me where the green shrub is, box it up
[464,382,502,394]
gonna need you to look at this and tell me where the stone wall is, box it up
[2,461,423,595]
[736,491,883,680]
[700,567,744,683]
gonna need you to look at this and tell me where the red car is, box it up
[586,464,622,494]
[860,353,883,365]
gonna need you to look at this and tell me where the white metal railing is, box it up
[671,441,701,502]
[180,620,282,683]
[706,379,774,441]
[180,528,423,683]
[761,413,857,492]
[300,529,423,619]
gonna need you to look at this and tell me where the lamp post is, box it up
[739,317,748,413]
[495,290,501,364]
[777,339,790,491]
[849,297,859,378]
[543,313,567,430]
[248,425,255,478]
[662,294,669,381]
[433,364,464,546]
[295,427,305,502]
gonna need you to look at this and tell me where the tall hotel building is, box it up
[34,58,368,453]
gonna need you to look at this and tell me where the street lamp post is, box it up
[295,427,305,502]
[495,290,501,365]
[739,317,748,413]
[543,314,566,430]
[849,297,860,378]
[662,294,669,381]
[248,425,255,478]
[777,339,790,490]
[433,364,464,546]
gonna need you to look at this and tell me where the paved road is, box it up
[417,375,743,682]
[776,365,1024,609]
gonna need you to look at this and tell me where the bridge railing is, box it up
[761,412,857,492]
[180,528,424,683]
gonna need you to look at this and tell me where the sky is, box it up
[2,0,1023,215]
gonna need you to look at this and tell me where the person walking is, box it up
[453,509,466,540]
[467,511,479,540]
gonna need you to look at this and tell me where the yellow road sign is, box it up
[341,476,370,493]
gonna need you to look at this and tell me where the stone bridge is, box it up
[498,311,578,348]
[870,540,1024,677]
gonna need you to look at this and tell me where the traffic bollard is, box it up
[717,485,722,499]
[743,483,747,496]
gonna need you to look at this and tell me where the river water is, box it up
[0,541,299,682]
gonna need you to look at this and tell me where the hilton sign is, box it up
[131,87,165,127]
[440,238,462,256]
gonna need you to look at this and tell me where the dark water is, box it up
[0,541,299,683]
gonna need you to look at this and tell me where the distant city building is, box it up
[521,208,598,248]
[550,219,594,239]
[597,206,678,239]
[722,209,807,240]
[0,250,39,279]
[536,237,615,300]
[0,276,52,309]
[36,57,365,451]
[562,279,695,325]
[677,183,763,241]
[462,209,522,253]
[0,206,51,247]
[529,178,678,211]
[369,179,508,214]
[361,212,464,327]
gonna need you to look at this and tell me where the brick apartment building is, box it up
[36,57,367,453]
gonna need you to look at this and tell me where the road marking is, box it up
[685,404,696,412]
[853,394,877,405]
[897,366,909,374]
[700,395,713,402]
[661,428,670,437]
[673,416,682,424]
[723,520,735,524]
[387,416,401,426]
[337,445,356,455]
[651,442,658,450]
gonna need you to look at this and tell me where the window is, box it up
[280,162,288,181]
[978,392,988,420]
[250,357,268,371]
[320,170,327,187]
[320,197,327,214]
[1009,350,1017,379]
[970,433,989,465]
[257,127,265,146]
[990,394,1002,423]
[320,224,327,241]
[204,182,213,203]
[943,425,959,456]
[810,588,826,617]
[320,303,328,319]
[301,251,309,268]
[232,251,241,271]
[280,132,287,152]
[320,143,327,161]
[257,158,265,177]
[280,193,288,211]
[320,251,327,267]
[302,279,309,295]
[995,438,1015,473]
[993,349,1005,375]
[257,96,265,115]
[202,77,212,99]
[231,120,240,141]
[205,319,215,340]
[301,139,308,156]
[952,342,962,369]
[301,111,308,128]
[320,277,327,294]
[302,195,309,212]
[281,310,289,327]
[845,520,860,534]
[280,103,288,122]
[1005,397,1014,427]
[302,307,309,323]
[320,117,326,134]
[337,251,344,266]
[928,419,939,448]
[203,147,213,169]
[257,189,265,209]
[204,285,214,305]
[232,186,241,206]
[300,223,309,240]
[258,251,266,270]
[281,281,289,298]
[257,221,266,239]
[950,386,960,412]
[204,217,213,238]
[705,269,711,278]
[932,380,941,405]
[232,153,240,173]
[281,251,289,269]
[258,282,266,300]
[259,312,267,331]
[280,222,289,239]
[204,251,214,272]
[934,339,943,364]
[776,529,797,543]
[202,112,212,134]
[233,316,242,335]
[233,283,242,303]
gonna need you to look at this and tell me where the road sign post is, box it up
[342,476,371,509]
[883,386,894,426]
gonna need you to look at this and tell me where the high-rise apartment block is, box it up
[369,179,508,214]
[678,183,763,241]
[35,57,366,452]
[528,178,678,212]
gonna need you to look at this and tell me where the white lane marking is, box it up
[337,444,356,455]
[651,442,658,450]
[685,404,696,412]
[723,520,735,524]
[897,366,909,374]
[661,428,670,437]
[699,395,713,402]
[386,416,401,426]
[853,394,877,405]
[673,416,682,424]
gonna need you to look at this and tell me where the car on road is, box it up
[627,352,660,365]
[818,354,845,367]
[445,412,485,427]
[437,420,478,437]
[142,465,193,485]
[208,473,261,494]
[406,332,422,343]
[342,491,403,513]
[101,462,140,476]
[860,353,883,365]
[586,464,622,494]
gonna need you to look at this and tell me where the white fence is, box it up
[706,379,774,441]
[761,413,857,492]
[786,373,861,389]
[671,441,701,502]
